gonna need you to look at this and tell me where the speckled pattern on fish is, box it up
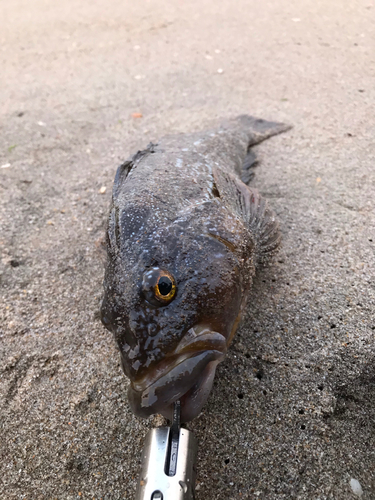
[101,115,291,422]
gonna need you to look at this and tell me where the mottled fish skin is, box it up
[101,115,291,422]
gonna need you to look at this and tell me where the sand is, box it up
[1,0,374,498]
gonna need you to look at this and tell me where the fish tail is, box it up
[220,115,291,183]
[232,116,288,263]
[232,115,292,146]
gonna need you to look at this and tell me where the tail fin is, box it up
[231,115,292,147]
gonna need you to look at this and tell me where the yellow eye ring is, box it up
[142,267,177,306]
[154,271,176,303]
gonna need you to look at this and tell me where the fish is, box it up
[100,115,291,422]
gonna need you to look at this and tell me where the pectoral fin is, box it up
[213,168,281,265]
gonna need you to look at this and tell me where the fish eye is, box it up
[142,268,177,306]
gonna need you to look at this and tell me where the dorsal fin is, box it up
[112,143,158,199]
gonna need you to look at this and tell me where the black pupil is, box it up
[158,277,172,296]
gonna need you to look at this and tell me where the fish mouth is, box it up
[127,327,227,422]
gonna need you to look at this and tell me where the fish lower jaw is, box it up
[127,348,225,422]
[174,359,220,422]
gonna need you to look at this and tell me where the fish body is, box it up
[101,116,290,421]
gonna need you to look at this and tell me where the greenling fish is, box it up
[101,115,290,422]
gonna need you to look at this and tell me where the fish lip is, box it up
[131,328,227,394]
[128,349,225,420]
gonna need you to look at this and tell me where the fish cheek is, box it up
[101,284,144,374]
[189,262,243,340]
[101,307,139,379]
[212,258,243,334]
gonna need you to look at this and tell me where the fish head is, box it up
[101,200,252,421]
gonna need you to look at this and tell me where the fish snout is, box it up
[127,327,227,421]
